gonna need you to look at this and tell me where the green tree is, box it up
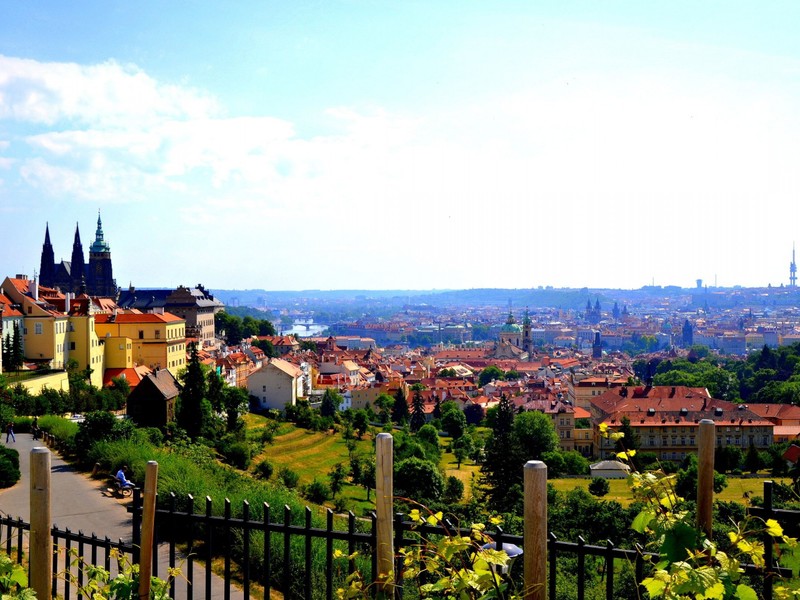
[320,388,341,418]
[409,384,426,432]
[177,343,211,439]
[588,477,610,497]
[373,393,394,423]
[328,462,348,498]
[392,386,409,424]
[513,410,559,460]
[481,394,520,511]
[443,476,464,504]
[441,402,467,439]
[452,434,474,469]
[222,386,249,432]
[352,409,369,439]
[479,365,504,387]
[743,444,762,474]
[394,457,444,502]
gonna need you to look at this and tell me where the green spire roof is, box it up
[90,212,111,253]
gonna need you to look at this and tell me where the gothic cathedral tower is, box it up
[70,224,86,293]
[87,213,116,297]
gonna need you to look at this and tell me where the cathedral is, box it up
[39,214,117,297]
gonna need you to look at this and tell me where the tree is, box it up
[463,403,485,426]
[588,477,610,497]
[221,386,249,432]
[409,384,426,432]
[392,386,409,424]
[513,410,559,460]
[443,476,464,504]
[481,394,520,511]
[452,434,474,469]
[394,457,444,502]
[479,365,504,387]
[352,409,369,439]
[328,463,347,498]
[177,343,211,438]
[441,402,467,439]
[416,424,440,461]
[252,338,279,358]
[320,388,341,418]
[373,393,394,423]
[616,416,640,454]
[743,444,762,474]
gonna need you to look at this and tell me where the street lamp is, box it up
[481,541,523,575]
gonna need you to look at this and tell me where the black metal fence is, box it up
[0,479,797,599]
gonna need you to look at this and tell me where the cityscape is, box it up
[2,3,800,598]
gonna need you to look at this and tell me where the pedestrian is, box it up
[5,422,15,443]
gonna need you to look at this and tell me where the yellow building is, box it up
[1,277,69,369]
[95,312,186,376]
[66,309,105,388]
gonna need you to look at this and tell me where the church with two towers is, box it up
[38,213,117,297]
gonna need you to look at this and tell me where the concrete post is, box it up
[523,460,547,600]
[375,433,394,592]
[30,447,52,599]
[138,461,159,600]
[697,419,715,537]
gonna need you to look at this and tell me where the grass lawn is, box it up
[246,415,377,514]
[548,476,793,507]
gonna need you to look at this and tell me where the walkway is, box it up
[0,434,236,599]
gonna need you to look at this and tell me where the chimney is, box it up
[32,275,39,302]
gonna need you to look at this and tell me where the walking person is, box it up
[5,422,15,443]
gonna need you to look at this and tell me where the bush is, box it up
[303,479,331,504]
[279,467,299,489]
[443,476,464,504]
[0,446,20,471]
[222,442,252,470]
[588,477,610,497]
[255,459,274,480]
[0,453,20,488]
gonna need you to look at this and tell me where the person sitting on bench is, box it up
[116,466,134,488]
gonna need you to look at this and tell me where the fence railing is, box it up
[1,424,799,599]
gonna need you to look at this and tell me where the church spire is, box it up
[39,222,55,287]
[90,210,111,253]
[70,222,85,293]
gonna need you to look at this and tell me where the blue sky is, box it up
[2,1,800,291]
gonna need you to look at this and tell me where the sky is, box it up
[2,1,800,291]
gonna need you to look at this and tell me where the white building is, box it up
[247,358,303,412]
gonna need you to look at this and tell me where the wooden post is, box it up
[697,419,715,537]
[523,460,547,600]
[375,432,394,592]
[30,447,52,600]
[138,461,159,600]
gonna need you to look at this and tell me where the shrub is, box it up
[0,453,20,488]
[255,459,274,480]
[222,442,252,470]
[279,467,299,489]
[303,479,331,504]
[443,475,464,504]
[588,477,610,497]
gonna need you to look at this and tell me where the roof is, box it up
[590,460,631,472]
[95,312,184,324]
[266,358,302,378]
[143,369,181,400]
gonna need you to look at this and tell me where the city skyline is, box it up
[2,2,800,291]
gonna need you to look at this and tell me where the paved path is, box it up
[0,434,238,599]
[0,434,131,540]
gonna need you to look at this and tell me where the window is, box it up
[155,330,160,340]
[70,342,75,351]
[35,322,43,335]
[138,330,144,339]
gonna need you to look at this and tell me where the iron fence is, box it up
[0,478,797,599]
